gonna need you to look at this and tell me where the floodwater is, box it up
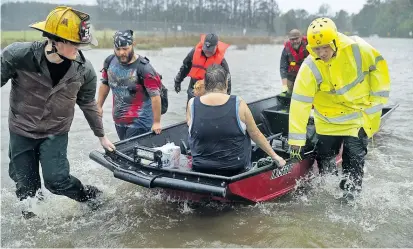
[1,38,412,247]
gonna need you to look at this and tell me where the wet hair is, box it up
[42,32,65,43]
[42,32,78,45]
[204,64,229,92]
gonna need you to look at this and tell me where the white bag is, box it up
[154,142,181,169]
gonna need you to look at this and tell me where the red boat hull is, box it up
[159,158,314,203]
[228,158,314,202]
[161,148,343,204]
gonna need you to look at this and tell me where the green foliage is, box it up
[1,0,412,38]
[353,0,413,37]
[0,31,279,49]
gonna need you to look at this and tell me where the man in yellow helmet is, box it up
[1,6,115,218]
[288,17,391,199]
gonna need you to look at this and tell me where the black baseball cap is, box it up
[202,33,219,53]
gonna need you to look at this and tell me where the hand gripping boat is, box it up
[89,94,399,204]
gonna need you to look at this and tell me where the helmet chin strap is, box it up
[332,40,338,52]
[45,40,69,63]
[331,40,338,58]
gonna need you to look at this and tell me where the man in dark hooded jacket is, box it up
[173,33,232,102]
[1,6,115,218]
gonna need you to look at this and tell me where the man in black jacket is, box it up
[174,33,231,102]
[1,6,115,218]
[279,29,309,94]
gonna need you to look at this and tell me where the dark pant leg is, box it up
[187,93,195,105]
[340,129,368,191]
[315,134,343,175]
[124,127,150,139]
[115,125,127,140]
[38,133,89,202]
[8,132,42,201]
[287,80,294,95]
[187,79,196,103]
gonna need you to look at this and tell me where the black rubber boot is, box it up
[84,185,103,200]
[22,210,37,219]
[317,156,338,176]
[340,129,368,201]
[82,185,103,210]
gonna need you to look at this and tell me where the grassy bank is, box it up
[1,30,284,50]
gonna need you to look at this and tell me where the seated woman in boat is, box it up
[186,64,286,176]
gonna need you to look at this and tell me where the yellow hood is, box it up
[306,32,357,60]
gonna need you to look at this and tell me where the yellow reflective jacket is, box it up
[288,33,391,146]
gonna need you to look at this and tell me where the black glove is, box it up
[256,156,281,168]
[289,145,304,160]
[257,157,272,168]
[174,81,181,93]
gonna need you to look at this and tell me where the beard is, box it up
[292,42,301,50]
[116,48,135,64]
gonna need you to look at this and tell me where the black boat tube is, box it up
[90,150,116,171]
[89,151,227,197]
[114,168,227,197]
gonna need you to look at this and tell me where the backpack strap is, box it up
[135,56,163,88]
[101,54,116,72]
[135,55,168,115]
[135,56,152,96]
[136,56,149,85]
[136,56,163,81]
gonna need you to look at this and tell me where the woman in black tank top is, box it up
[187,64,286,176]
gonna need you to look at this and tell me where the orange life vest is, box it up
[284,36,309,73]
[188,34,230,80]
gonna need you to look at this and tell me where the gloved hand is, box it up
[256,157,274,168]
[174,81,181,93]
[256,156,285,168]
[289,145,304,160]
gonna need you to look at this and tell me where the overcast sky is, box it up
[3,0,367,15]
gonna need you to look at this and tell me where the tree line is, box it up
[1,0,412,37]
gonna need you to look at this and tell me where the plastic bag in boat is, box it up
[154,142,181,169]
